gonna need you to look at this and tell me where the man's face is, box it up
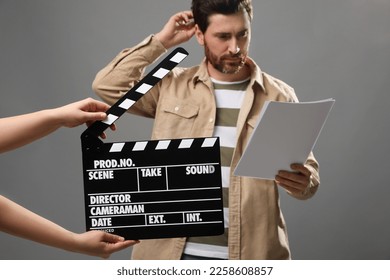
[196,9,251,77]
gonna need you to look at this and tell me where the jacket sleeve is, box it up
[92,35,167,118]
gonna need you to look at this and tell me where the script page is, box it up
[234,99,335,179]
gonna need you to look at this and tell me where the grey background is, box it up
[0,0,389,260]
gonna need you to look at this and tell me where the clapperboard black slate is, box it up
[81,48,224,239]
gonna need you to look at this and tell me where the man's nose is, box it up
[228,40,240,54]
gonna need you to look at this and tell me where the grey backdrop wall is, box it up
[0,0,389,260]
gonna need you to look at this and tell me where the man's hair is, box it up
[191,0,253,33]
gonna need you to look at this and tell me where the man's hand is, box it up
[275,163,312,196]
[155,11,196,49]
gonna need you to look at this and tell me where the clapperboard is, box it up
[81,48,224,239]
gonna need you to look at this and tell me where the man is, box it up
[0,98,139,258]
[92,0,320,259]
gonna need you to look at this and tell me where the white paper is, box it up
[234,98,335,179]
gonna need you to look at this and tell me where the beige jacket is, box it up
[92,35,320,259]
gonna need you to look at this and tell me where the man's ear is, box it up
[194,25,205,46]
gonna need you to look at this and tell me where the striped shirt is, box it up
[183,77,250,259]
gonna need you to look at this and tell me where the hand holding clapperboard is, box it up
[81,48,224,240]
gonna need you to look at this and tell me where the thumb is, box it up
[84,112,107,122]
[101,232,125,244]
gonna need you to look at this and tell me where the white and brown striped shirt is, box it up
[183,77,250,259]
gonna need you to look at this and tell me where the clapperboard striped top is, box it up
[82,48,188,140]
[184,77,250,259]
[107,137,219,153]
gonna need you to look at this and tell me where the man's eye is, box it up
[238,32,248,38]
[218,35,230,40]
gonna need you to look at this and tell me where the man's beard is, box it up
[204,42,246,74]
